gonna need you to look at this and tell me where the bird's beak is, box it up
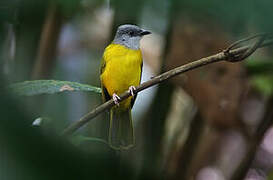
[140,29,151,36]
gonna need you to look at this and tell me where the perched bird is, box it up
[100,24,151,150]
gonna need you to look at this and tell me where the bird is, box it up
[100,24,151,150]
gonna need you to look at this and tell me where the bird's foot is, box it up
[113,93,121,106]
[128,86,137,96]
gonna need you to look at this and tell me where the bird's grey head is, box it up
[113,24,151,50]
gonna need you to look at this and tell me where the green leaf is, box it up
[251,75,273,97]
[8,80,101,96]
[245,58,273,75]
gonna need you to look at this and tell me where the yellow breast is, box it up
[100,44,142,108]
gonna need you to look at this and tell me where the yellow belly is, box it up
[100,44,142,109]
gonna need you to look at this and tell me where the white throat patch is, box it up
[113,35,141,50]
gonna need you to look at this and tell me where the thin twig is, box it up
[62,35,273,136]
[231,97,273,180]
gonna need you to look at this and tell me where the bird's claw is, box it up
[128,86,137,96]
[113,93,121,106]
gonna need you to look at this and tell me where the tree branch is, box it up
[62,34,273,136]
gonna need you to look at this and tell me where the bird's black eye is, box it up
[129,31,134,36]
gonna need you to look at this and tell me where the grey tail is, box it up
[109,108,135,150]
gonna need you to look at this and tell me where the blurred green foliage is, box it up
[246,59,273,75]
[246,59,273,97]
[56,0,80,17]
[251,75,273,97]
[176,0,273,33]
[0,86,119,180]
